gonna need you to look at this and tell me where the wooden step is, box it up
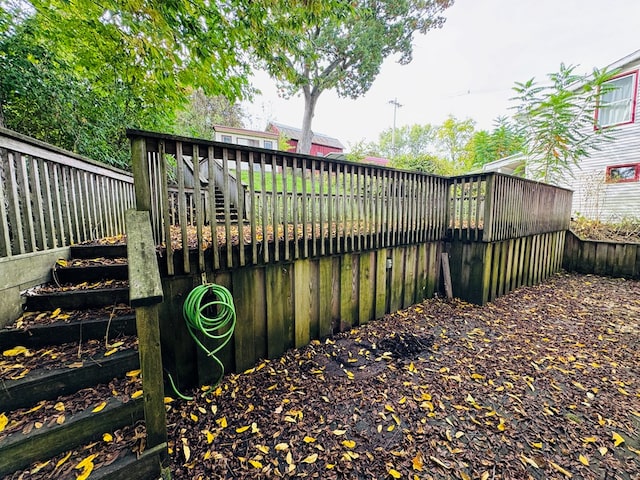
[23,287,130,311]
[70,244,128,259]
[0,314,136,349]
[54,263,129,283]
[0,350,139,411]
[0,397,144,476]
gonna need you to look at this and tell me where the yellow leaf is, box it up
[56,414,65,425]
[183,444,191,462]
[531,442,543,449]
[51,308,61,318]
[388,468,402,478]
[412,453,423,471]
[256,445,269,454]
[3,346,29,357]
[582,436,597,444]
[549,461,572,478]
[385,405,396,413]
[598,446,608,456]
[342,440,356,449]
[303,436,316,443]
[520,455,540,469]
[430,456,450,469]
[54,402,65,412]
[55,451,72,469]
[103,433,113,442]
[236,425,250,433]
[164,397,174,404]
[75,454,97,470]
[497,418,506,431]
[612,432,625,447]
[216,416,227,428]
[131,390,143,399]
[301,453,318,464]
[190,413,198,422]
[249,459,263,468]
[126,369,141,377]
[459,472,471,480]
[285,451,293,465]
[275,442,289,451]
[480,472,489,480]
[2,412,12,431]
[204,430,215,444]
[104,348,118,357]
[76,463,94,480]
[332,429,346,435]
[92,401,107,413]
[578,454,589,466]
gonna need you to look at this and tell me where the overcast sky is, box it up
[242,0,640,149]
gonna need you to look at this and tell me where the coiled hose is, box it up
[167,283,236,400]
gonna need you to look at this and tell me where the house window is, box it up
[596,71,638,128]
[237,137,259,147]
[263,140,274,149]
[606,163,640,183]
[221,135,232,143]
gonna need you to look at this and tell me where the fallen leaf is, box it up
[3,346,29,357]
[249,459,263,468]
[388,468,402,478]
[92,401,107,413]
[303,436,316,443]
[301,453,318,463]
[55,451,72,469]
[236,425,250,433]
[342,440,356,449]
[131,390,143,399]
[612,432,625,447]
[103,433,113,442]
[549,461,572,478]
[578,454,589,466]
[0,413,8,432]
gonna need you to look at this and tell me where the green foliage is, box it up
[250,0,454,153]
[468,117,524,168]
[510,63,617,183]
[0,0,277,166]
[175,89,245,140]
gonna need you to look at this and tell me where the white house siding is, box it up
[564,55,640,222]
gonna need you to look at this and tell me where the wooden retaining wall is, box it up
[158,242,442,388]
[447,230,566,305]
[563,231,640,278]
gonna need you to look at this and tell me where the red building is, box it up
[267,122,344,156]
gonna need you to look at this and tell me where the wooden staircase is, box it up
[0,245,164,479]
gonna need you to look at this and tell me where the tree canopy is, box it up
[251,0,454,154]
[510,63,617,183]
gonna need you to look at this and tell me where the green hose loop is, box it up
[168,283,236,401]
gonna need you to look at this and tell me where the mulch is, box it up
[163,273,640,480]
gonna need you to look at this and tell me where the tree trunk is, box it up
[297,90,321,155]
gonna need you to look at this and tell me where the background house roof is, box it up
[268,122,345,149]
[213,125,279,139]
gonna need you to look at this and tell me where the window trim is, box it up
[595,70,638,129]
[605,163,640,183]
[263,140,274,149]
[220,134,233,143]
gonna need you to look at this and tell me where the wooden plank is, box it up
[490,242,501,301]
[282,157,291,260]
[126,210,163,307]
[480,242,493,305]
[441,252,453,300]
[294,259,312,348]
[233,268,260,372]
[7,150,26,253]
[301,158,309,258]
[270,153,280,262]
[248,152,258,264]
[318,257,333,337]
[260,153,269,265]
[266,264,286,358]
[375,249,388,318]
[403,245,417,308]
[291,157,299,260]
[221,148,233,268]
[504,238,514,293]
[309,260,320,339]
[310,159,317,257]
[390,247,405,311]
[358,251,375,324]
[17,153,37,250]
[161,142,175,275]
[29,157,47,250]
[0,148,12,256]
[339,253,355,330]
[466,242,486,305]
[192,145,205,271]
[175,142,190,273]
[426,242,438,299]
[416,243,428,301]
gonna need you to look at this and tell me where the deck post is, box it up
[131,137,152,212]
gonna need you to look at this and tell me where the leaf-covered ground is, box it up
[165,273,640,480]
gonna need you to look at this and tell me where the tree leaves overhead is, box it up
[248,0,455,153]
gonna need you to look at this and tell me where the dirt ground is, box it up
[164,273,640,480]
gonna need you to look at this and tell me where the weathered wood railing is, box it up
[448,173,572,242]
[128,130,450,273]
[0,128,135,258]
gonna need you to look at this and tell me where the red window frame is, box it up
[595,70,639,129]
[606,163,640,183]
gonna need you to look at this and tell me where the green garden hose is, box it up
[167,283,236,401]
